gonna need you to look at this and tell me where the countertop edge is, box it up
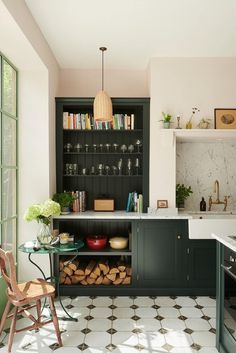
[211,233,236,252]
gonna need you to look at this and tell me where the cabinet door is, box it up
[188,240,216,290]
[137,220,187,288]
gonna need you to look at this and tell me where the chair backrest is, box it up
[0,248,26,301]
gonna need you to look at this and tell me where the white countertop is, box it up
[53,210,192,220]
[211,233,236,252]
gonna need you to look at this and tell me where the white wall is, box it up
[58,69,149,97]
[0,0,59,281]
[149,58,236,208]
[176,142,236,211]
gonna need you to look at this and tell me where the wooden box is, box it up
[94,199,114,212]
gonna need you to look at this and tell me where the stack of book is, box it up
[126,192,143,213]
[63,112,135,130]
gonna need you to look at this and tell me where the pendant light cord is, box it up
[100,47,107,91]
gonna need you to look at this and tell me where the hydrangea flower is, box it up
[24,199,61,225]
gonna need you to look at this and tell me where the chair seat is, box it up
[8,278,55,304]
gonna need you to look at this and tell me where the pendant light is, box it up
[93,47,113,122]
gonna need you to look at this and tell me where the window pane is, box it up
[1,219,16,255]
[2,115,16,166]
[2,169,16,220]
[3,60,16,116]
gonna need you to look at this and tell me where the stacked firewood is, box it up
[59,258,132,285]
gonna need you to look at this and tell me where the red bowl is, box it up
[86,235,107,250]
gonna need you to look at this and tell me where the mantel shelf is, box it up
[159,129,236,142]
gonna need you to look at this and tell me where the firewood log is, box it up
[64,276,72,285]
[93,265,101,277]
[63,266,74,277]
[113,277,123,285]
[109,266,119,274]
[85,260,96,276]
[106,273,116,282]
[87,276,95,285]
[119,271,126,279]
[80,279,88,285]
[99,260,109,275]
[126,266,132,276]
[122,276,131,285]
[74,263,86,275]
[102,276,112,285]
[90,272,98,279]
[68,260,79,272]
[95,274,104,285]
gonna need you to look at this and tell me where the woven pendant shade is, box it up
[93,47,113,122]
[94,90,113,121]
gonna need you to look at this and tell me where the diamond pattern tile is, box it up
[1,295,219,353]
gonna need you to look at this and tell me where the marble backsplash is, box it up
[176,142,236,212]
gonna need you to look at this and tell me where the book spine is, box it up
[63,112,68,129]
[131,114,135,130]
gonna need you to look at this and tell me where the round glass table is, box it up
[19,240,84,321]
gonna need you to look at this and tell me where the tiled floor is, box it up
[0,296,219,353]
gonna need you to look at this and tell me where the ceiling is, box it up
[25,0,236,71]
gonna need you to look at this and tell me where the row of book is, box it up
[63,112,135,130]
[71,190,86,212]
[126,192,143,213]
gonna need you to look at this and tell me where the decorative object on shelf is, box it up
[134,158,140,175]
[52,192,73,214]
[157,200,168,208]
[214,108,236,129]
[59,232,70,244]
[197,118,211,129]
[135,139,142,153]
[93,47,113,122]
[86,235,107,250]
[200,197,206,211]
[109,237,128,250]
[186,107,200,129]
[176,183,193,209]
[120,144,127,153]
[175,115,182,129]
[64,143,73,152]
[118,158,123,175]
[128,144,134,153]
[24,199,61,245]
[127,158,132,175]
[160,112,172,129]
[94,198,115,211]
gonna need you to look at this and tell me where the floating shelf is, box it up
[159,129,236,142]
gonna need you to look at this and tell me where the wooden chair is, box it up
[0,248,62,353]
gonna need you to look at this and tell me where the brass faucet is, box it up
[208,179,228,211]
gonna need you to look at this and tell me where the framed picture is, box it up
[214,108,236,129]
[157,200,168,208]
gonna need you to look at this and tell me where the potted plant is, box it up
[197,118,211,129]
[176,183,193,209]
[160,112,172,129]
[52,192,73,214]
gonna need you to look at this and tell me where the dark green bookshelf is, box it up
[56,97,150,211]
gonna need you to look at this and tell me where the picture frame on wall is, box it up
[157,200,168,208]
[214,108,236,129]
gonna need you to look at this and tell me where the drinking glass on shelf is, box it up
[93,144,97,153]
[135,158,140,175]
[64,143,73,153]
[75,143,82,152]
[68,164,73,175]
[105,144,111,152]
[105,165,110,175]
[117,158,123,175]
[113,143,119,152]
[90,166,95,175]
[135,139,142,153]
[127,159,132,176]
[65,163,70,175]
[112,165,118,175]
[97,163,104,176]
[82,167,87,175]
[73,163,78,175]
[128,144,134,153]
[99,144,103,152]
[120,144,127,153]
[84,144,89,153]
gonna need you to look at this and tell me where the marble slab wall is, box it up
[176,142,236,211]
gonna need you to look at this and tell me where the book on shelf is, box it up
[126,192,143,213]
[63,112,135,130]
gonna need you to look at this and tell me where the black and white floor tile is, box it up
[0,296,219,353]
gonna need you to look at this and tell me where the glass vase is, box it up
[37,222,52,245]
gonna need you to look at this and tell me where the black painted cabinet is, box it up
[137,220,187,289]
[55,98,150,211]
[188,240,216,290]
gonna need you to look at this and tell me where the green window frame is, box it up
[0,53,18,257]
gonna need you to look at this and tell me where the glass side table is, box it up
[19,240,84,321]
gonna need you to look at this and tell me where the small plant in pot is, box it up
[52,192,73,214]
[160,112,172,129]
[176,183,193,209]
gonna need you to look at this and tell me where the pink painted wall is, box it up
[58,69,149,97]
